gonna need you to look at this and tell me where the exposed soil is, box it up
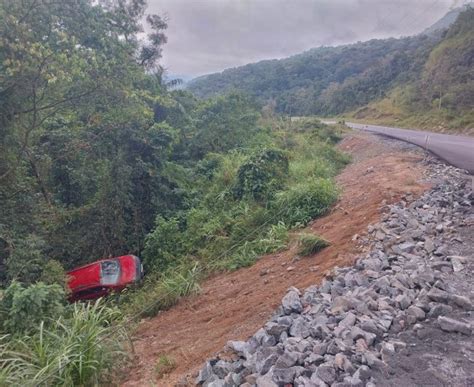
[122,131,431,386]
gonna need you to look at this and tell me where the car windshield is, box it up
[100,260,120,285]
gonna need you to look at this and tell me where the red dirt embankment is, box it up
[123,132,430,386]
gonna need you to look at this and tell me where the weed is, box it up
[122,263,202,318]
[297,233,330,256]
[155,354,176,378]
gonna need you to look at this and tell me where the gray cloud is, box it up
[146,0,461,77]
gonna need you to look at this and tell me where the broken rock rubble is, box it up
[196,164,473,387]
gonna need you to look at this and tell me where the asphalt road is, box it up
[345,122,474,175]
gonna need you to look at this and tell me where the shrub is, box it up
[5,235,46,284]
[274,178,338,226]
[143,216,186,271]
[0,300,128,386]
[0,281,66,335]
[297,233,330,256]
[39,260,68,288]
[233,148,289,201]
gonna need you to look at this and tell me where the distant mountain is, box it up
[422,4,472,35]
[187,7,473,126]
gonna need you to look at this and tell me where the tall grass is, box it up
[0,300,128,386]
[122,263,202,318]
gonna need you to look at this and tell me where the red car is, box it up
[67,255,143,302]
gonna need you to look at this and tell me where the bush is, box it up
[39,260,68,288]
[0,281,66,335]
[0,300,128,386]
[143,216,186,271]
[5,235,46,284]
[297,233,330,256]
[233,148,289,201]
[274,178,338,226]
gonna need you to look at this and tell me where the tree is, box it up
[0,0,173,280]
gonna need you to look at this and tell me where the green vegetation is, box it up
[155,354,177,378]
[297,234,330,257]
[124,118,348,316]
[0,300,128,386]
[350,7,474,134]
[0,1,349,382]
[189,7,474,132]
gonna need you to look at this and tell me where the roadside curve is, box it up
[345,122,474,174]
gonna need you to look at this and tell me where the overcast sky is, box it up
[146,0,464,78]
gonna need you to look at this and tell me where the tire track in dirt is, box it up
[122,131,431,386]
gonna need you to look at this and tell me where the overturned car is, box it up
[67,255,143,302]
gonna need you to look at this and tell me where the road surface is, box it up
[345,122,474,174]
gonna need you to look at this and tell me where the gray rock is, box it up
[213,360,233,379]
[334,353,354,373]
[309,373,329,386]
[275,351,298,368]
[451,257,464,272]
[290,317,310,338]
[313,341,328,355]
[206,379,225,387]
[353,365,371,382]
[223,372,241,387]
[339,312,357,327]
[255,347,280,375]
[316,363,336,384]
[351,326,376,346]
[406,305,426,321]
[450,294,473,310]
[359,318,381,336]
[438,316,472,335]
[395,294,412,310]
[256,368,278,387]
[282,290,303,314]
[305,353,325,365]
[244,374,258,384]
[424,238,435,253]
[254,328,277,347]
[398,242,416,253]
[331,296,355,314]
[197,361,214,384]
[265,321,288,337]
[431,261,453,271]
[427,303,453,318]
[272,367,297,384]
[227,341,250,357]
[427,288,450,304]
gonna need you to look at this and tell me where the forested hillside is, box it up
[188,7,474,131]
[0,1,348,384]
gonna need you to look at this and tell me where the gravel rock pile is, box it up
[196,164,473,387]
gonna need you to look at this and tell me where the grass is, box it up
[0,300,128,386]
[121,263,202,318]
[155,354,176,378]
[297,233,330,256]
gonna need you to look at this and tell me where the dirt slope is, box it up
[122,132,430,386]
